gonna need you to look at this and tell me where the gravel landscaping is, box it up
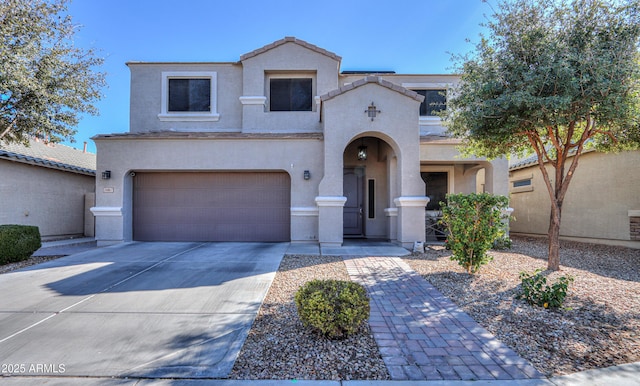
[0,255,62,274]
[405,236,640,377]
[231,236,639,380]
[230,254,390,380]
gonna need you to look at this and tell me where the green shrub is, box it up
[492,235,512,250]
[0,225,42,265]
[294,279,369,339]
[440,193,510,274]
[518,269,574,309]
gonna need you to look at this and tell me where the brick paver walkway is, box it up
[343,255,544,381]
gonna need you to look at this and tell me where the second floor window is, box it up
[270,78,312,111]
[415,89,446,116]
[168,78,211,112]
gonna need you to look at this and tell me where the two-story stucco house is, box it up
[91,37,508,248]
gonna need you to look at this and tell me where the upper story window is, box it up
[415,89,446,116]
[403,82,450,126]
[168,79,210,112]
[158,71,219,121]
[269,78,313,111]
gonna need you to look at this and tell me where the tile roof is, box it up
[93,131,324,140]
[0,138,96,175]
[320,76,425,103]
[509,154,540,170]
[240,36,342,62]
[508,148,597,171]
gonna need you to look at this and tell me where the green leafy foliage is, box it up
[440,193,510,274]
[518,269,574,309]
[0,0,105,145]
[443,0,640,271]
[0,224,41,265]
[294,279,369,339]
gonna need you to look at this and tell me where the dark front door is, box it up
[343,168,364,236]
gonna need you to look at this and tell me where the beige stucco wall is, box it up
[509,150,640,247]
[240,41,340,133]
[128,62,243,132]
[0,161,95,239]
[93,136,323,244]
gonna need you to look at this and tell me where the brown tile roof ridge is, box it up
[0,138,96,175]
[240,36,342,62]
[320,76,425,103]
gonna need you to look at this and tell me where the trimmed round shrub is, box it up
[294,279,369,339]
[0,225,41,265]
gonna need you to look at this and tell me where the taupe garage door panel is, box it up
[133,172,290,242]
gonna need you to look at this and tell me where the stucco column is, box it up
[394,196,429,249]
[315,196,347,247]
[90,207,124,246]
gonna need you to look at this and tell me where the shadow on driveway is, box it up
[0,242,287,379]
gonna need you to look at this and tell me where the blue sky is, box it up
[66,0,493,153]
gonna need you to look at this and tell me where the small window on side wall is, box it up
[513,179,532,188]
[415,89,446,116]
[270,78,312,111]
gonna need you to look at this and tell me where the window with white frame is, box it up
[267,73,315,112]
[158,71,219,121]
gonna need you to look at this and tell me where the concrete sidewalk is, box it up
[3,362,640,385]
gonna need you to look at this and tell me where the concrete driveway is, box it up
[0,242,287,380]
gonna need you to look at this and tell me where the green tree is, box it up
[445,0,640,271]
[0,0,105,146]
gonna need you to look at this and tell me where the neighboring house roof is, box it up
[240,36,342,62]
[320,76,424,103]
[0,138,96,176]
[509,148,597,171]
[509,154,540,171]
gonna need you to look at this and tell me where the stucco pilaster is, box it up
[315,196,347,247]
[90,207,124,246]
[394,196,429,248]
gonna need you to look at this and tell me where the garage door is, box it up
[133,172,290,242]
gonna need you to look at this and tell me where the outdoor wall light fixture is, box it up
[357,139,368,161]
[304,170,311,180]
[365,102,381,121]
[101,170,111,180]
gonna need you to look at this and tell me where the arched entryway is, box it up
[342,136,396,240]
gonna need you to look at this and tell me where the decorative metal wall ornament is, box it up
[365,102,380,121]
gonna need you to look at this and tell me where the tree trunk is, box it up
[547,209,561,271]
